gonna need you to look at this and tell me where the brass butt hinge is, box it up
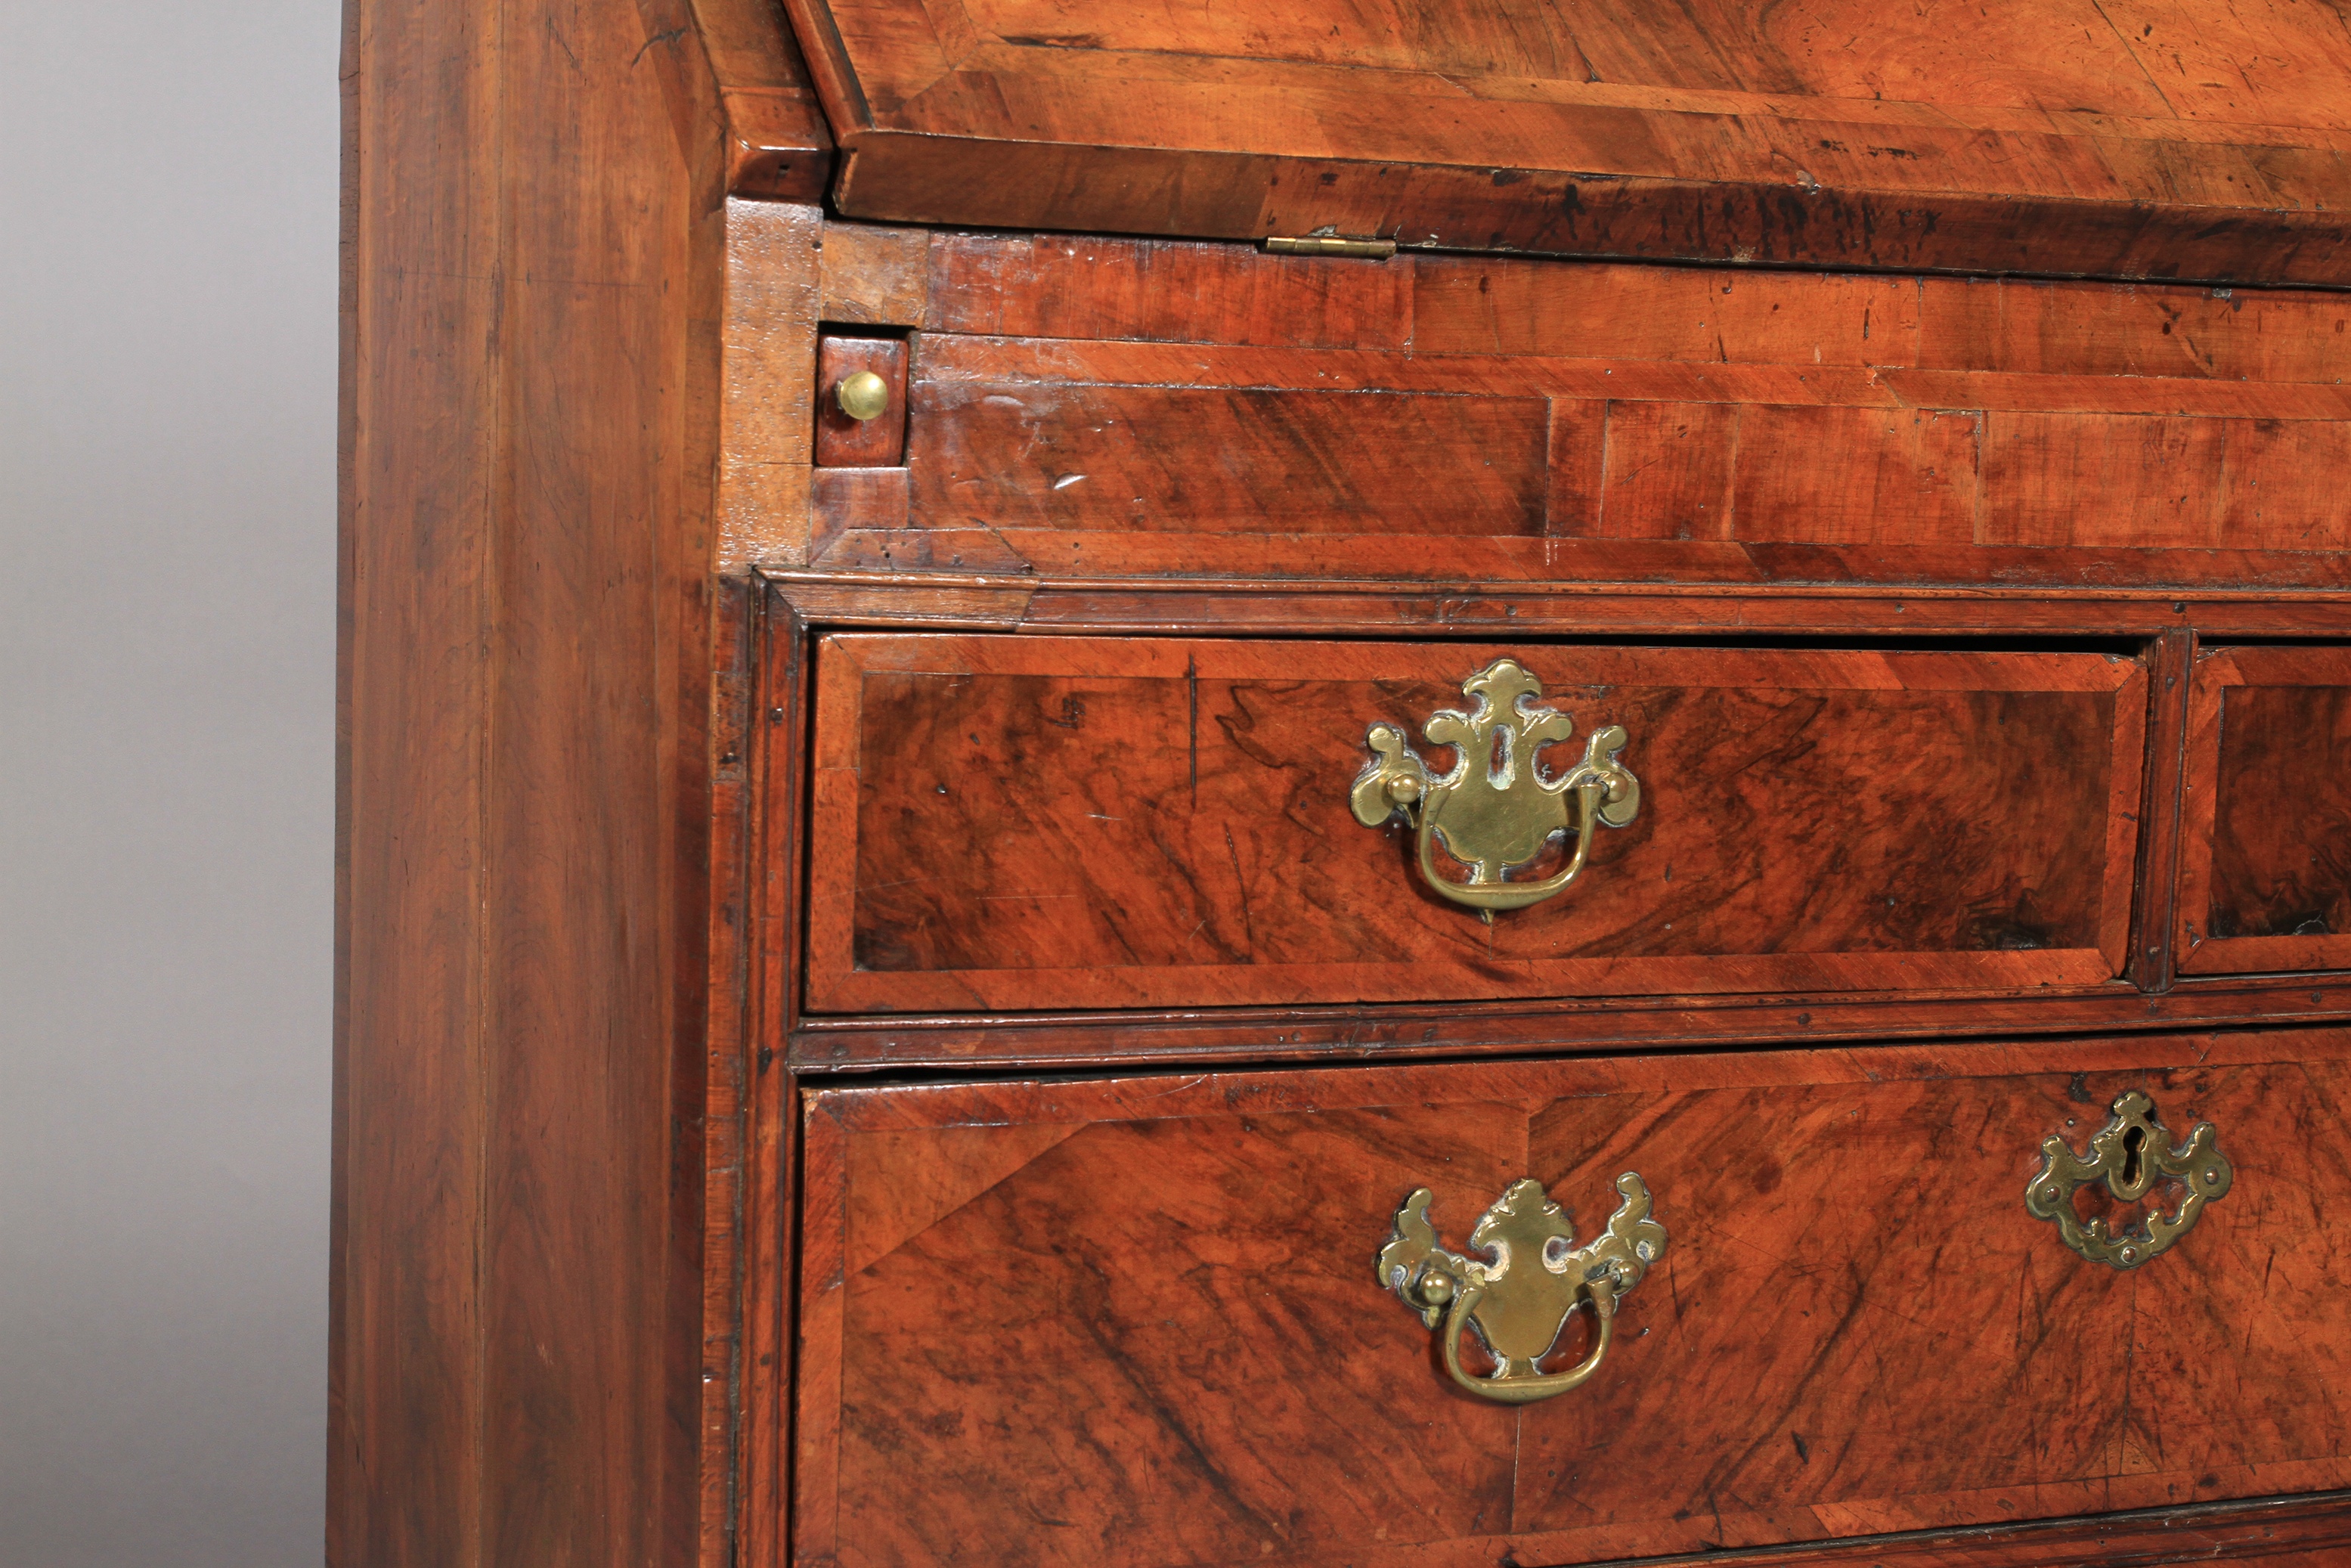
[1262,234,1398,259]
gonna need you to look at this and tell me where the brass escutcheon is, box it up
[2025,1090,2234,1269]
[1377,1174,1666,1404]
[1349,659,1639,916]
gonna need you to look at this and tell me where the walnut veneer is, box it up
[336,3,2351,1566]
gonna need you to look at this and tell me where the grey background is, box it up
[2,3,339,1564]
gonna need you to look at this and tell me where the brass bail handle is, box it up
[1350,659,1639,916]
[1436,1275,1618,1404]
[1377,1174,1666,1405]
[2026,1090,2233,1269]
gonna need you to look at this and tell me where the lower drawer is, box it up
[794,1031,2351,1567]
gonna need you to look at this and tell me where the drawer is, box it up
[794,1033,2351,1567]
[2179,646,2351,975]
[805,636,2147,1012]
[797,230,2351,593]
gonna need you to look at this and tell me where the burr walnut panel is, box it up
[804,634,2145,1013]
[793,1032,2351,1568]
[2179,645,2351,977]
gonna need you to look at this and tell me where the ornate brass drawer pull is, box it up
[1349,659,1638,916]
[2026,1090,2234,1269]
[1377,1174,1666,1404]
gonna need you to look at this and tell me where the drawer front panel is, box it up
[906,382,1552,537]
[806,636,2145,1012]
[2180,646,2351,975]
[798,231,2351,590]
[795,1033,2351,1567]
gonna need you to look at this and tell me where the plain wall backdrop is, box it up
[1,3,339,1564]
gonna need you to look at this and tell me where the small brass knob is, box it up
[835,370,890,422]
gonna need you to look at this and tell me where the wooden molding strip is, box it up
[1583,1488,2351,1567]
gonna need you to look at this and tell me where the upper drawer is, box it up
[805,635,2146,1013]
[2179,645,2351,975]
[802,237,2351,593]
[795,1031,2348,1567]
[781,0,2351,285]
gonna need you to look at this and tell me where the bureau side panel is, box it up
[335,0,500,1556]
[336,2,760,1565]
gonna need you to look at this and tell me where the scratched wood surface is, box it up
[2178,646,2351,978]
[803,634,2144,1013]
[793,229,2351,587]
[718,200,824,571]
[906,383,1552,535]
[776,0,2351,283]
[792,1030,2351,1567]
[637,0,832,199]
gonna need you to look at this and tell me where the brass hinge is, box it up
[1262,235,1399,259]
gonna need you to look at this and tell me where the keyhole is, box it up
[1487,727,1513,786]
[2122,1124,2145,1185]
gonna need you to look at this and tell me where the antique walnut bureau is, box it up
[337,2,2351,1566]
